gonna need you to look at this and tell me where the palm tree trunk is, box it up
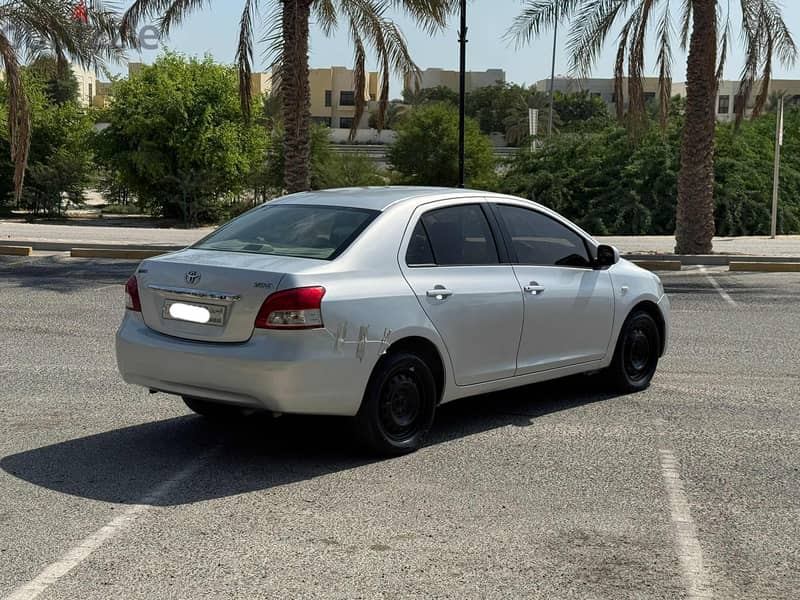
[675,0,717,254]
[281,0,313,193]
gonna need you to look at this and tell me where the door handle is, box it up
[524,282,545,295]
[426,286,453,299]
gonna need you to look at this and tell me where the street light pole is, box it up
[458,0,467,188]
[771,95,784,239]
[547,13,558,137]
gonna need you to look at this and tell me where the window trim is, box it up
[489,202,595,270]
[404,203,503,268]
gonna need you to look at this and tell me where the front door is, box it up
[492,203,615,374]
[401,203,524,386]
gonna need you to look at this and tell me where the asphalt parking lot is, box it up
[1,254,798,599]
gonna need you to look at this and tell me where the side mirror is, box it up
[596,244,620,268]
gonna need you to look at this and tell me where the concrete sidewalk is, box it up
[3,221,800,259]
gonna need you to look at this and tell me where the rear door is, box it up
[491,203,615,374]
[400,202,523,386]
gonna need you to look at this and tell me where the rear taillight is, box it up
[125,275,141,312]
[255,286,325,330]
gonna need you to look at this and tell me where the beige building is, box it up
[535,76,665,113]
[673,79,800,121]
[307,66,380,129]
[405,67,506,93]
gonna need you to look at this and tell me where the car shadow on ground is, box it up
[1,376,618,507]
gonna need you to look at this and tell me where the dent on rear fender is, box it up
[330,321,392,362]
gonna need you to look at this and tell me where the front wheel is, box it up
[355,352,437,456]
[606,310,661,393]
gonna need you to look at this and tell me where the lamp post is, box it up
[457,0,467,188]
[547,12,558,136]
[770,95,785,239]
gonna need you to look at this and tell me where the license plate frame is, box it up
[162,300,227,327]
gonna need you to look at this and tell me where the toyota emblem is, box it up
[185,271,201,285]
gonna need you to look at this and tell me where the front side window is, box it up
[194,205,378,260]
[420,205,499,266]
[340,90,355,106]
[494,204,591,268]
[718,95,730,114]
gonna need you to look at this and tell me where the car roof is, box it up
[271,186,489,211]
[267,186,598,244]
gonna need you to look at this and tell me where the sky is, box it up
[118,1,800,96]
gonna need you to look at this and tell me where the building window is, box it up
[590,92,601,98]
[611,92,618,104]
[340,91,355,106]
[311,117,332,127]
[338,117,354,129]
[324,90,332,107]
[644,92,656,104]
[718,95,730,114]
[88,83,93,102]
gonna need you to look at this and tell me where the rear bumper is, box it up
[115,313,375,416]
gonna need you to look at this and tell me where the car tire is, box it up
[355,352,437,456]
[182,396,243,420]
[606,310,661,393]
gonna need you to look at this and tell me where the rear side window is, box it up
[406,220,436,266]
[193,204,378,260]
[494,204,591,268]
[418,204,499,266]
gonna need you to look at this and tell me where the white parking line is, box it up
[659,450,713,600]
[698,266,736,306]
[4,448,219,600]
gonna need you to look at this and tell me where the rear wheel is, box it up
[355,352,437,456]
[182,396,243,420]
[606,310,661,393]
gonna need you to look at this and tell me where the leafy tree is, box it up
[0,0,123,201]
[368,101,409,130]
[121,0,456,194]
[508,0,798,254]
[0,73,95,215]
[97,53,267,225]
[388,102,495,188]
[27,57,80,105]
[552,91,611,129]
[499,107,800,237]
[402,85,459,107]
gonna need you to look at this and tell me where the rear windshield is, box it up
[193,204,379,260]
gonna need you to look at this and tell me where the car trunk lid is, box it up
[136,249,325,343]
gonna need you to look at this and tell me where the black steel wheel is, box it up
[356,352,437,455]
[607,310,661,393]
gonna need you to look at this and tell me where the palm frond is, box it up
[655,1,673,128]
[237,0,257,121]
[505,0,581,49]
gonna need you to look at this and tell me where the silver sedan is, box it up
[116,187,670,455]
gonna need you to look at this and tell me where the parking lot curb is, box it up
[0,245,32,256]
[70,248,170,260]
[631,260,682,271]
[729,261,800,273]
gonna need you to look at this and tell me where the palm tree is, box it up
[122,0,456,193]
[508,0,797,254]
[0,0,123,201]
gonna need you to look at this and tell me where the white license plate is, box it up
[162,300,226,326]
